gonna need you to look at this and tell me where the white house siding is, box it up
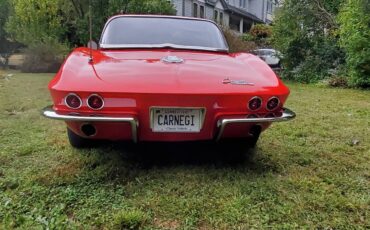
[170,0,274,32]
[171,0,183,16]
[214,1,229,25]
[247,0,266,22]
[183,0,193,17]
[205,5,214,20]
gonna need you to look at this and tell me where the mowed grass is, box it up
[0,72,369,229]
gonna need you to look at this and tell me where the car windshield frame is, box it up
[99,15,229,53]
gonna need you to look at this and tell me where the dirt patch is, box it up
[153,218,181,230]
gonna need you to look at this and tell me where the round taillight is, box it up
[267,97,280,111]
[248,97,262,111]
[87,94,104,110]
[65,93,82,109]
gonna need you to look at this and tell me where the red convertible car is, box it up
[42,15,295,148]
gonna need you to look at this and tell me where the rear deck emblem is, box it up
[161,56,184,63]
[222,78,254,85]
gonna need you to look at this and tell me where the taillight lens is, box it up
[267,97,280,111]
[87,94,104,110]
[65,93,82,109]
[248,97,262,111]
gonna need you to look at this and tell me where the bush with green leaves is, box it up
[21,39,69,73]
[272,0,345,83]
[222,27,256,53]
[0,0,22,69]
[250,24,272,39]
[338,0,370,88]
[241,24,272,48]
[6,0,65,46]
[56,0,177,46]
[4,0,176,72]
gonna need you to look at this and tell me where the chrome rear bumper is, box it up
[42,106,139,142]
[216,108,296,141]
[42,106,295,143]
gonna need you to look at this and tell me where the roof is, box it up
[206,0,264,23]
[225,4,264,23]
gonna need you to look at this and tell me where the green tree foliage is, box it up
[338,0,370,87]
[4,0,175,72]
[0,0,21,69]
[58,0,176,46]
[250,24,272,39]
[242,24,272,48]
[6,0,176,47]
[272,0,345,83]
[6,0,65,45]
[5,0,69,72]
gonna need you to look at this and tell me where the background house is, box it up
[170,0,276,33]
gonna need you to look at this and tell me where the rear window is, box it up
[100,16,228,51]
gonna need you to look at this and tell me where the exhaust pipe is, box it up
[81,124,96,137]
[249,125,262,147]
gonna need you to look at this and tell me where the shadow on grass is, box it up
[34,140,282,188]
[83,140,280,174]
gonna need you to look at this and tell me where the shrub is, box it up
[242,24,272,48]
[272,0,346,83]
[21,39,69,73]
[112,209,147,230]
[222,27,256,53]
[241,33,255,42]
[250,24,272,39]
[328,76,348,88]
[338,0,370,88]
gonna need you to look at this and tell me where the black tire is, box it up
[219,126,261,155]
[67,128,92,148]
[217,138,258,158]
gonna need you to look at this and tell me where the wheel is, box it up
[67,128,92,148]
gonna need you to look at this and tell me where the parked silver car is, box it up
[254,49,282,68]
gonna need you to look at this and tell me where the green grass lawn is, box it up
[0,72,369,229]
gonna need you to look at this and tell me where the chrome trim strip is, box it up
[216,108,296,141]
[100,43,228,53]
[99,15,229,52]
[42,106,138,143]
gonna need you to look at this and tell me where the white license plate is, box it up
[151,108,202,133]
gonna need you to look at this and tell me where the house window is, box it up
[220,12,224,24]
[214,10,218,22]
[193,3,198,17]
[239,0,246,8]
[200,5,205,18]
[267,0,272,13]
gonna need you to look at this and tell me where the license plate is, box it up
[151,108,203,133]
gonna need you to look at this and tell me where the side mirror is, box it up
[87,40,98,50]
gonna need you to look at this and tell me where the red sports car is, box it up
[42,15,295,148]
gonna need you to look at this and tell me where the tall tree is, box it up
[6,0,66,45]
[0,0,21,69]
[338,0,370,87]
[272,0,345,83]
[62,0,176,46]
